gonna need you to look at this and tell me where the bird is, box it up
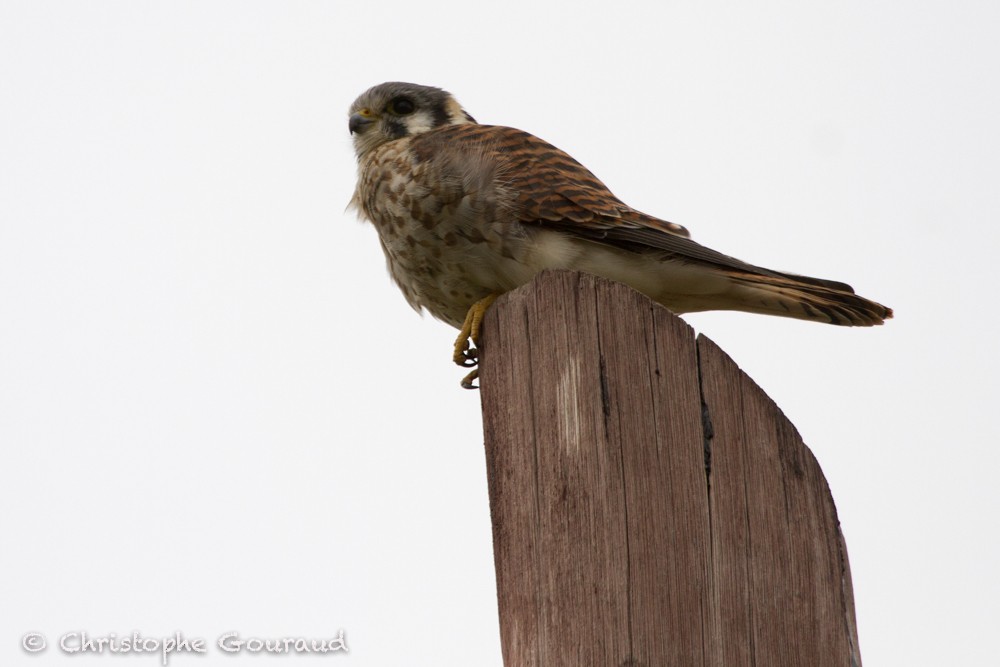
[347,82,892,388]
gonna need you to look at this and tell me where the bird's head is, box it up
[348,82,476,159]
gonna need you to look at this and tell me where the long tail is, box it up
[721,269,893,326]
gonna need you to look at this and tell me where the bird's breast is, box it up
[353,141,533,328]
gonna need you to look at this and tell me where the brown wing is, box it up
[408,123,868,295]
[408,123,691,239]
[405,123,891,324]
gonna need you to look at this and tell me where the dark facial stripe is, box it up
[431,102,450,128]
[386,119,408,139]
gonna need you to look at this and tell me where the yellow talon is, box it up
[452,293,499,388]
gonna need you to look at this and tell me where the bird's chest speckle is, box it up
[353,140,529,328]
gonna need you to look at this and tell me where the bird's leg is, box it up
[452,293,499,366]
[453,293,499,389]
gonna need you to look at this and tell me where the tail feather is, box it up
[725,271,892,326]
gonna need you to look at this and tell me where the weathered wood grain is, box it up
[478,270,860,667]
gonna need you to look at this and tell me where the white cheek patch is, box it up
[404,110,436,135]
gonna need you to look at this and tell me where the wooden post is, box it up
[478,270,861,667]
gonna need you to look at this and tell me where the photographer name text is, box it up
[21,630,348,664]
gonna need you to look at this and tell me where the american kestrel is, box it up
[348,82,892,387]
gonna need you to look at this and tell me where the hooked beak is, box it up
[349,111,375,135]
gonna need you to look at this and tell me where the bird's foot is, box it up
[452,293,499,389]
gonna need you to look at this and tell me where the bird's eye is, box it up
[388,97,415,115]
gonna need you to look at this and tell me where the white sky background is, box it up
[1,1,998,665]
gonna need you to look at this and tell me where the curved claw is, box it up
[460,368,479,390]
[455,343,479,370]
